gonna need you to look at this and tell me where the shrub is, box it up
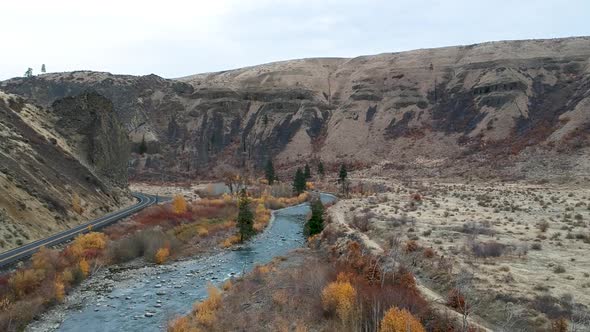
[470,241,506,258]
[538,221,550,232]
[221,279,232,291]
[531,243,543,250]
[321,276,357,323]
[447,288,466,312]
[405,240,419,253]
[193,284,221,327]
[423,248,435,258]
[379,306,425,332]
[71,232,107,259]
[553,265,566,274]
[551,317,568,332]
[72,193,83,214]
[54,278,65,302]
[167,316,198,332]
[155,247,170,264]
[351,213,372,232]
[173,195,188,214]
[9,269,44,298]
[221,234,241,248]
[108,229,179,263]
[79,259,90,277]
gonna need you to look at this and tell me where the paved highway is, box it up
[0,192,158,268]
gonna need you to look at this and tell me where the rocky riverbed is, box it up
[27,194,336,332]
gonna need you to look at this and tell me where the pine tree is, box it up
[305,197,324,236]
[41,64,46,73]
[24,68,33,78]
[304,163,311,179]
[338,164,348,183]
[318,161,325,179]
[265,159,276,185]
[237,189,254,242]
[292,168,306,195]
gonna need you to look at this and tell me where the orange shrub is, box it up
[193,284,221,327]
[197,227,209,237]
[379,307,425,332]
[173,195,188,214]
[155,247,171,264]
[9,269,44,298]
[168,316,200,332]
[221,234,240,248]
[221,279,232,291]
[72,232,107,252]
[321,278,357,322]
[79,259,90,277]
[54,278,65,302]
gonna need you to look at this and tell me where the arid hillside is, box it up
[0,91,130,251]
[2,37,590,180]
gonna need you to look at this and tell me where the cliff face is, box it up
[0,91,129,250]
[2,37,590,180]
[52,92,130,187]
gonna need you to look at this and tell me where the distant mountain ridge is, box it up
[1,36,589,181]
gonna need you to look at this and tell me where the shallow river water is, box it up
[56,194,336,332]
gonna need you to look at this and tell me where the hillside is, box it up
[2,37,590,180]
[0,91,130,251]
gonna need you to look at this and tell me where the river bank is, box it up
[27,194,336,332]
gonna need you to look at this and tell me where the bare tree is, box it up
[453,269,484,332]
[497,302,524,332]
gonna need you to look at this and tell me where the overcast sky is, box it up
[1,0,589,80]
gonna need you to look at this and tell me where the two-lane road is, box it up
[0,192,158,268]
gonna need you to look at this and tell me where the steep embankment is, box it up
[0,91,130,251]
[2,37,590,180]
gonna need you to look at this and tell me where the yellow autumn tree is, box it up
[155,247,170,264]
[72,193,83,214]
[321,275,357,323]
[173,195,188,214]
[379,307,425,332]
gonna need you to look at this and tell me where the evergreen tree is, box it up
[41,64,46,73]
[237,189,254,242]
[304,197,324,236]
[303,163,311,179]
[317,161,325,179]
[338,164,348,183]
[265,159,276,185]
[292,168,306,195]
[138,135,148,155]
[24,68,33,77]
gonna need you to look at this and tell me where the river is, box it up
[47,193,336,332]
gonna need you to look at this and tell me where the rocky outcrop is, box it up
[0,91,129,250]
[2,37,590,180]
[52,92,130,187]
